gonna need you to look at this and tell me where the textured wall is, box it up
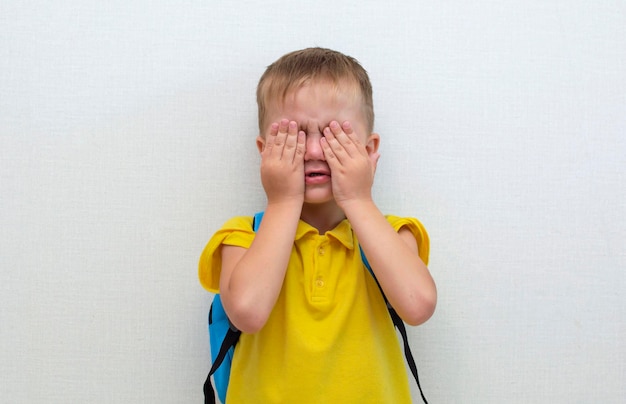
[1,1,624,402]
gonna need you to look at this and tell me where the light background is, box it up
[1,1,624,403]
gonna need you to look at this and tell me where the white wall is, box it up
[1,1,624,402]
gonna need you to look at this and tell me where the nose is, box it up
[304,133,325,161]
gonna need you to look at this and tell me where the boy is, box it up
[199,47,436,403]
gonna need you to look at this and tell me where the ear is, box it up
[365,133,380,155]
[256,135,265,153]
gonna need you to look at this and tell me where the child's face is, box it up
[258,79,378,205]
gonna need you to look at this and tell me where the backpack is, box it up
[203,211,429,404]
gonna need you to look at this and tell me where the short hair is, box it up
[256,47,374,134]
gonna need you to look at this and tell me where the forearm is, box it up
[221,201,301,332]
[343,199,437,325]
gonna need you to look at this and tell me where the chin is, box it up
[303,188,335,205]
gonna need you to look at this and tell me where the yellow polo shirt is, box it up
[199,215,429,403]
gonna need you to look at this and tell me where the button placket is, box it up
[318,245,325,256]
[311,239,329,300]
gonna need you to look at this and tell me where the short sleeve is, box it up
[385,215,430,266]
[198,216,255,293]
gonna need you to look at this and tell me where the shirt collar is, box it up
[295,218,355,250]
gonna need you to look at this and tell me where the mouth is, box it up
[304,169,331,184]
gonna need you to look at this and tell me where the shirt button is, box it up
[315,279,325,288]
[318,246,325,255]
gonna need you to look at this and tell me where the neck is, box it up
[300,202,346,234]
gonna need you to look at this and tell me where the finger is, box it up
[339,121,366,156]
[320,135,338,165]
[323,124,347,164]
[341,120,354,135]
[283,120,299,159]
[271,119,290,157]
[263,122,279,154]
[341,121,363,146]
[294,131,306,165]
[328,121,359,158]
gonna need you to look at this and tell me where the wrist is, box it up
[265,198,304,214]
[338,196,376,216]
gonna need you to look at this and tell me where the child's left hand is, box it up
[320,121,380,207]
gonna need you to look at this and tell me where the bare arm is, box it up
[321,121,437,325]
[219,120,305,333]
[219,203,301,333]
[345,201,437,325]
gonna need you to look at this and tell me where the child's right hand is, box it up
[260,119,306,205]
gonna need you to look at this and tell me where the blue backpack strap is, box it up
[253,211,264,231]
[205,295,240,404]
[359,247,374,282]
[204,212,265,404]
[359,245,428,404]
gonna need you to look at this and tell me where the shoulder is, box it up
[384,215,430,265]
[384,215,427,234]
[208,215,257,247]
[209,215,256,247]
[221,215,255,231]
[198,216,254,292]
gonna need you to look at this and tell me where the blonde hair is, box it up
[256,47,374,133]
